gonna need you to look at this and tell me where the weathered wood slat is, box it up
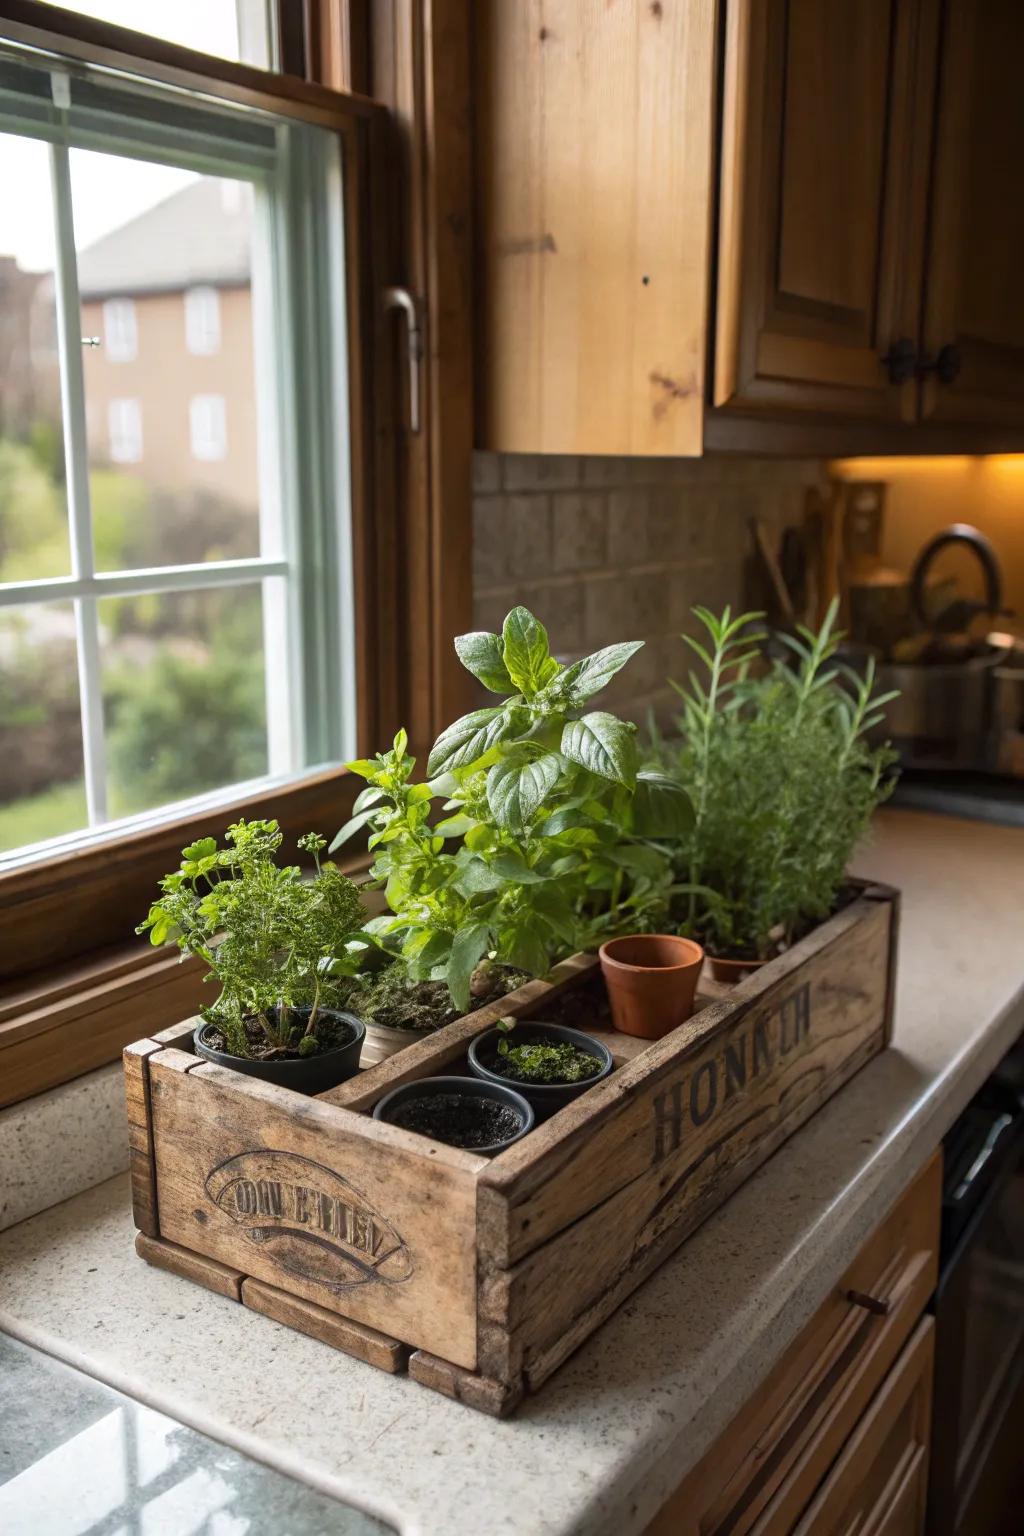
[242,1278,410,1373]
[475,900,892,1386]
[135,1231,244,1300]
[123,1040,162,1237]
[408,1349,523,1417]
[478,897,890,1270]
[147,1052,485,1368]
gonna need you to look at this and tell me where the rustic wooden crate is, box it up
[126,880,898,1416]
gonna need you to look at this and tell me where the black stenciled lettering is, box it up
[653,1079,685,1162]
[690,1059,718,1126]
[724,1035,748,1098]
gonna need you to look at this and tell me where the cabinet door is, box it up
[714,0,937,422]
[919,0,1024,428]
[790,1319,934,1536]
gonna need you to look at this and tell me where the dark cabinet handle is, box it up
[880,337,917,385]
[917,343,962,384]
[847,1288,892,1317]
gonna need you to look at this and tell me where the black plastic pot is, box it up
[193,1007,365,1095]
[468,1021,613,1122]
[372,1074,534,1156]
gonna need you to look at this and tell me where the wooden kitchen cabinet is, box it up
[712,0,1024,445]
[646,1152,941,1536]
[712,0,936,425]
[918,0,1024,430]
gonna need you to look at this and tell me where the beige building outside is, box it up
[77,176,259,517]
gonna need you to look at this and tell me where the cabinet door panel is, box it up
[715,0,936,421]
[921,0,1024,427]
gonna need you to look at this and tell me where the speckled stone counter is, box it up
[1,808,1022,1536]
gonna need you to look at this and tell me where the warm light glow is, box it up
[827,457,1024,635]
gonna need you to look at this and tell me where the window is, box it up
[102,297,136,361]
[36,1,275,67]
[184,285,220,355]
[189,393,226,460]
[0,51,357,866]
[107,397,142,462]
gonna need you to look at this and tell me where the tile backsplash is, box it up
[473,453,829,725]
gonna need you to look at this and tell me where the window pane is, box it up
[100,583,268,818]
[0,602,86,852]
[0,134,70,583]
[72,154,263,573]
[36,1,267,66]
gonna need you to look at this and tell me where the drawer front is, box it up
[791,1318,934,1536]
[647,1152,941,1536]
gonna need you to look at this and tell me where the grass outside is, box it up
[0,779,88,853]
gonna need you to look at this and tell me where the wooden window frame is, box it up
[0,0,476,1104]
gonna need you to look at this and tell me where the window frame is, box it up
[0,45,360,851]
[0,4,393,991]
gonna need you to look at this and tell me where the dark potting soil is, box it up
[543,979,612,1033]
[388,1092,524,1149]
[203,1011,356,1063]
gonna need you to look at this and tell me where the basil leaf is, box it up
[560,711,637,787]
[557,641,644,703]
[328,805,379,853]
[454,630,514,693]
[631,770,694,838]
[486,752,561,834]
[427,705,521,776]
[502,606,555,698]
[447,921,493,1013]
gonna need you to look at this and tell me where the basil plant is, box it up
[332,607,692,1011]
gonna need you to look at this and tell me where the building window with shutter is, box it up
[102,297,137,361]
[189,393,226,460]
[107,397,142,462]
[184,285,220,355]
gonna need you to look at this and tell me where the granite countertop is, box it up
[2,808,1023,1536]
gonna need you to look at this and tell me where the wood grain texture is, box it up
[477,897,893,1386]
[241,1277,410,1372]
[920,0,1024,429]
[792,1317,933,1536]
[135,1231,244,1300]
[646,1152,940,1534]
[713,0,935,423]
[148,1050,485,1368]
[474,0,716,455]
[123,1040,162,1237]
[408,1349,523,1417]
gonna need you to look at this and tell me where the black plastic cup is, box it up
[372,1074,534,1155]
[193,1007,365,1095]
[467,1021,613,1122]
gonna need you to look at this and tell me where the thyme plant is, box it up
[332,607,693,1010]
[650,602,897,959]
[139,819,367,1059]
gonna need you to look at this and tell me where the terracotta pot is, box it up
[708,954,766,985]
[598,934,705,1040]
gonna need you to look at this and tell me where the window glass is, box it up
[0,56,354,871]
[0,133,70,582]
[0,602,86,853]
[35,1,269,66]
[73,155,261,571]
[98,584,267,818]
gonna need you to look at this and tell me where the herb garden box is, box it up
[125,879,898,1417]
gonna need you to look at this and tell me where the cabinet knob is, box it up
[918,343,962,384]
[880,338,917,385]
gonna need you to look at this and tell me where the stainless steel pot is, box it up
[873,642,1011,770]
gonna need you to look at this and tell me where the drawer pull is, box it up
[846,1288,891,1316]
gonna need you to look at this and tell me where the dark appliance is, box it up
[927,1040,1024,1535]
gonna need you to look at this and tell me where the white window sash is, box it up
[184,284,220,355]
[102,297,137,361]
